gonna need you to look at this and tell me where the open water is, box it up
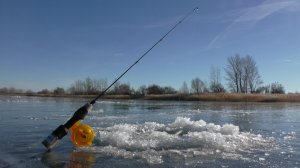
[0,95,299,167]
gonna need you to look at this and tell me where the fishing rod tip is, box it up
[193,7,199,13]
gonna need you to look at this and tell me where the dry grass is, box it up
[143,93,300,102]
[5,92,300,102]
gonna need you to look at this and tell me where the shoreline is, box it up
[1,93,300,102]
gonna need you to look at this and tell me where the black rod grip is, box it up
[64,103,91,129]
[42,103,92,150]
[42,125,68,149]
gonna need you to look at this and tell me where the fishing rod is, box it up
[42,7,199,150]
[90,7,198,105]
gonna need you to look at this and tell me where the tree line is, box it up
[0,54,287,95]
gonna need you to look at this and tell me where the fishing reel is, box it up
[42,103,94,149]
[69,121,94,147]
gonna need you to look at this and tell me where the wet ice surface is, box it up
[0,96,299,167]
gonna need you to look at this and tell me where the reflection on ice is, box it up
[78,117,274,164]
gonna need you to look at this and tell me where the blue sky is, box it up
[1,0,300,92]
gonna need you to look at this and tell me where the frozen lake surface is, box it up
[0,96,299,167]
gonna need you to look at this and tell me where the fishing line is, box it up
[90,6,198,104]
[42,7,199,150]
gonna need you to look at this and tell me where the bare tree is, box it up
[256,85,270,94]
[271,82,285,94]
[210,83,226,93]
[179,81,189,94]
[53,87,65,95]
[112,81,121,94]
[147,84,163,95]
[69,77,108,95]
[244,55,262,93]
[118,83,132,95]
[210,65,221,85]
[93,78,108,94]
[69,80,85,95]
[0,87,8,94]
[0,87,24,94]
[163,86,176,94]
[37,89,51,94]
[84,77,95,94]
[138,85,147,95]
[191,78,205,95]
[210,66,225,93]
[225,54,262,93]
[26,90,35,95]
[225,54,243,93]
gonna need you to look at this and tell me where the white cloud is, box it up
[274,57,300,65]
[235,1,296,22]
[208,0,299,49]
[283,59,293,63]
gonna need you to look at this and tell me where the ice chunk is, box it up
[85,117,273,164]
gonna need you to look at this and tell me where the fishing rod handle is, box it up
[64,103,92,129]
[42,125,68,150]
[42,103,92,150]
